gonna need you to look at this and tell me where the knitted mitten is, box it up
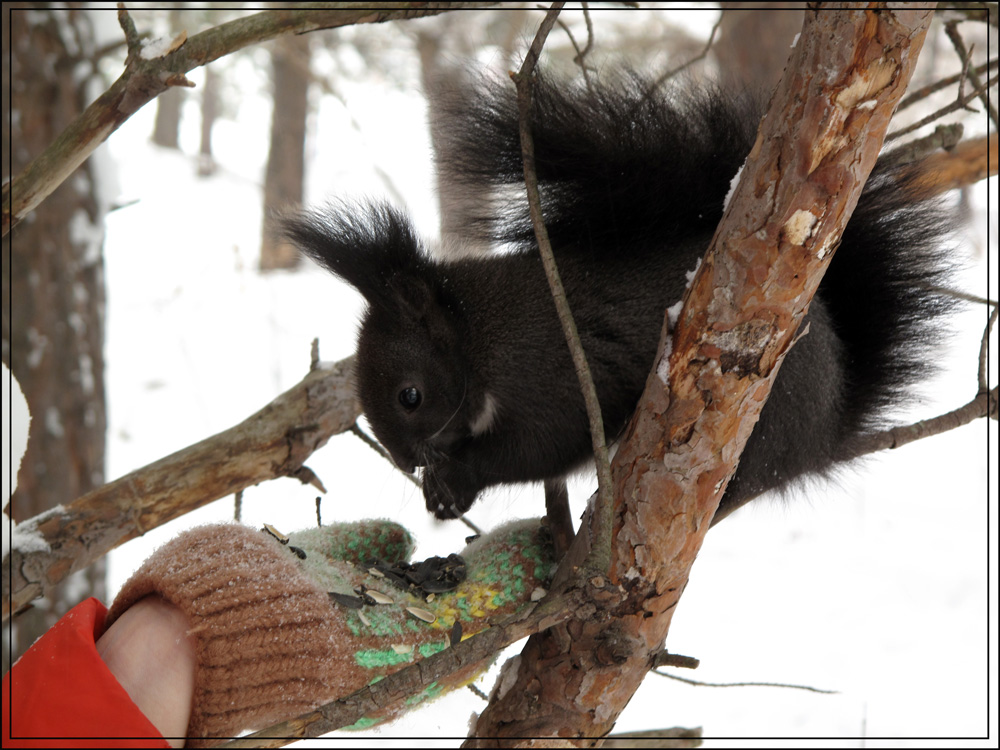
[107,518,556,746]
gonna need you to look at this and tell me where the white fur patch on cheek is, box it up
[469,392,498,435]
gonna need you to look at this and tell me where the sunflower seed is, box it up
[405,606,436,623]
[366,589,395,605]
[262,524,289,543]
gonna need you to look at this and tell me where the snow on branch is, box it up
[3,357,358,622]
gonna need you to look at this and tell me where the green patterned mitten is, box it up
[108,518,556,746]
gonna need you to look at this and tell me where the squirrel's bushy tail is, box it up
[436,72,757,253]
[436,70,956,456]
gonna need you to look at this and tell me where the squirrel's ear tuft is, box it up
[278,202,434,310]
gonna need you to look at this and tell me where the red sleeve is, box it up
[3,598,170,748]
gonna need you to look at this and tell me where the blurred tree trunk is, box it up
[260,31,310,270]
[198,65,220,177]
[2,5,108,669]
[715,5,803,92]
[151,9,186,149]
[152,87,183,149]
[419,11,527,258]
[418,28,485,257]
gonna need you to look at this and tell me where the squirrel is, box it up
[282,72,954,521]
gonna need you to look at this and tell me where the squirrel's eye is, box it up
[399,387,422,410]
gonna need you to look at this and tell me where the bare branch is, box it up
[878,123,964,168]
[835,387,997,462]
[3,357,359,621]
[937,2,998,26]
[652,669,838,695]
[651,651,701,670]
[653,9,723,85]
[980,302,998,394]
[944,19,999,127]
[510,2,616,573]
[896,57,997,111]
[886,71,999,141]
[891,131,997,196]
[2,2,498,236]
[555,3,596,91]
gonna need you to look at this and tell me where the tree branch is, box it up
[510,3,616,574]
[3,357,359,622]
[2,2,497,237]
[895,132,998,197]
[839,386,998,460]
[943,19,999,128]
[886,70,999,142]
[896,57,997,111]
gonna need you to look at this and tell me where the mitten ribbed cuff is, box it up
[107,524,355,747]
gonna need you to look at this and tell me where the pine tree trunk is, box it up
[260,31,310,270]
[2,4,108,668]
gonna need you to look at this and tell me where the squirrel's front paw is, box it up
[423,464,478,520]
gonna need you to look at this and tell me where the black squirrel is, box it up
[282,72,954,521]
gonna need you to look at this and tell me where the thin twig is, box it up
[980,304,998,395]
[944,20,999,127]
[555,3,595,90]
[653,669,838,695]
[917,284,998,395]
[511,2,614,574]
[652,10,723,87]
[652,650,700,670]
[897,57,998,112]
[714,380,998,527]
[117,3,142,62]
[955,36,974,105]
[349,423,483,536]
[886,72,999,141]
[843,387,998,458]
[466,682,490,701]
[349,423,420,489]
[309,337,319,371]
[714,285,1000,527]
[921,286,998,308]
[937,2,998,26]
